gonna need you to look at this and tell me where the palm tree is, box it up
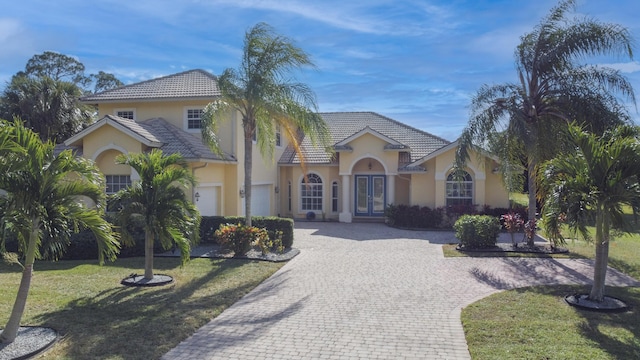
[110,149,200,281]
[0,120,118,344]
[539,123,640,302]
[1,74,94,143]
[455,0,635,246]
[201,22,331,227]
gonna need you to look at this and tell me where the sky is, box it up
[2,0,640,141]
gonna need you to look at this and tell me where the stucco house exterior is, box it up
[66,69,508,223]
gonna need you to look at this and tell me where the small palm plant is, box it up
[539,123,640,303]
[0,119,118,343]
[110,149,200,282]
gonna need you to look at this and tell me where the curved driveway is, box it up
[163,222,640,359]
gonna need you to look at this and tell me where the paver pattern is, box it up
[163,222,640,359]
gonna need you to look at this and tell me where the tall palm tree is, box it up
[539,124,640,302]
[110,149,200,281]
[201,22,331,227]
[455,0,635,245]
[0,120,118,344]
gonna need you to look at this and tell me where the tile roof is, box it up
[141,118,235,162]
[80,69,220,102]
[66,115,235,163]
[279,112,450,170]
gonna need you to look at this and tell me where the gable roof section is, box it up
[65,115,162,147]
[279,112,450,166]
[141,118,236,162]
[80,69,220,103]
[408,140,500,169]
[334,126,406,149]
[64,115,235,162]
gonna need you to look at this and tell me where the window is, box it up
[287,181,292,212]
[276,124,282,147]
[115,109,135,120]
[301,173,322,211]
[446,171,473,206]
[331,181,339,212]
[185,108,203,130]
[106,175,131,195]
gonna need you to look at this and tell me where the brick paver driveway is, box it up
[163,222,640,359]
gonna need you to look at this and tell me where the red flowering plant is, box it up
[214,223,277,257]
[501,212,524,247]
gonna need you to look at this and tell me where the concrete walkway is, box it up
[163,222,640,359]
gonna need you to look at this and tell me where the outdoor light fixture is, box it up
[239,188,245,198]
[274,186,279,193]
[194,192,200,202]
[368,161,372,170]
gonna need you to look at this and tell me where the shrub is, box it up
[214,223,270,257]
[501,211,524,246]
[201,216,294,249]
[454,215,500,249]
[384,204,444,229]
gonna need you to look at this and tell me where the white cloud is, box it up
[598,61,640,74]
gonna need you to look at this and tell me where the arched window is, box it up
[301,173,323,211]
[446,171,473,206]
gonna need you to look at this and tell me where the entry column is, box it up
[386,174,395,206]
[339,174,352,223]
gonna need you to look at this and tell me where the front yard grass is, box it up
[458,196,640,359]
[0,257,283,359]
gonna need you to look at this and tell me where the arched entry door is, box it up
[355,175,386,216]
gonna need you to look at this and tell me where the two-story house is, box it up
[64,69,509,222]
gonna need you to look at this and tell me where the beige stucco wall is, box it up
[282,165,339,220]
[408,146,509,209]
[338,133,399,175]
[83,125,144,161]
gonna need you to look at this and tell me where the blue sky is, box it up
[2,0,639,141]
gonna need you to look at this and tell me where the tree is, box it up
[201,22,331,227]
[0,52,124,142]
[25,51,88,86]
[110,149,200,281]
[0,119,119,344]
[0,74,94,142]
[539,123,640,302]
[90,71,124,93]
[455,0,635,246]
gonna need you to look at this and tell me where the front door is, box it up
[355,175,386,216]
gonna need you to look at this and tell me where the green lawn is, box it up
[0,257,283,360]
[462,193,640,359]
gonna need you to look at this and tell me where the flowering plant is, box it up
[501,212,524,247]
[215,223,279,256]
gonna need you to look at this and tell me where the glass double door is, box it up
[355,175,386,216]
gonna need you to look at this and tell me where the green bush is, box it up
[202,216,294,249]
[384,204,444,229]
[453,215,500,249]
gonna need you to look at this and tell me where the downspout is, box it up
[192,162,208,203]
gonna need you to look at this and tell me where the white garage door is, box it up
[247,184,271,216]
[195,186,218,216]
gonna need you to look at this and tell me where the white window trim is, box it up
[114,108,136,120]
[275,124,282,148]
[299,172,324,213]
[184,107,204,132]
[445,171,474,206]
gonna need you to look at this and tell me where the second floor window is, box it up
[106,175,131,195]
[115,109,135,120]
[185,108,203,130]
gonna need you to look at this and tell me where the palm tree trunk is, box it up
[590,206,609,302]
[244,129,253,228]
[144,230,154,280]
[527,159,537,247]
[1,218,40,344]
